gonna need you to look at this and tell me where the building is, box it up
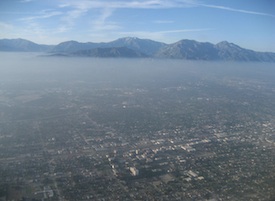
[129,167,139,176]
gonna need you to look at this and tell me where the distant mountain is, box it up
[1,37,275,62]
[52,37,165,56]
[0,38,53,52]
[215,41,275,62]
[51,40,99,53]
[103,37,167,56]
[155,39,219,60]
[71,47,148,58]
[156,40,275,62]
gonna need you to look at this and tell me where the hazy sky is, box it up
[0,0,274,52]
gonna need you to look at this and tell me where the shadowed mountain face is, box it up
[72,47,148,58]
[1,37,275,62]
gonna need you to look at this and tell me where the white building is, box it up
[129,167,139,176]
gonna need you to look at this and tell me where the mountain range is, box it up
[1,37,275,62]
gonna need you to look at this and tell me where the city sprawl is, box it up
[0,57,275,201]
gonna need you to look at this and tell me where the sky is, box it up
[0,0,274,52]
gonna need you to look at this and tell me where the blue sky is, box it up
[0,0,274,52]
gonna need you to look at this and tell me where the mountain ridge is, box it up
[0,38,53,52]
[1,37,275,62]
